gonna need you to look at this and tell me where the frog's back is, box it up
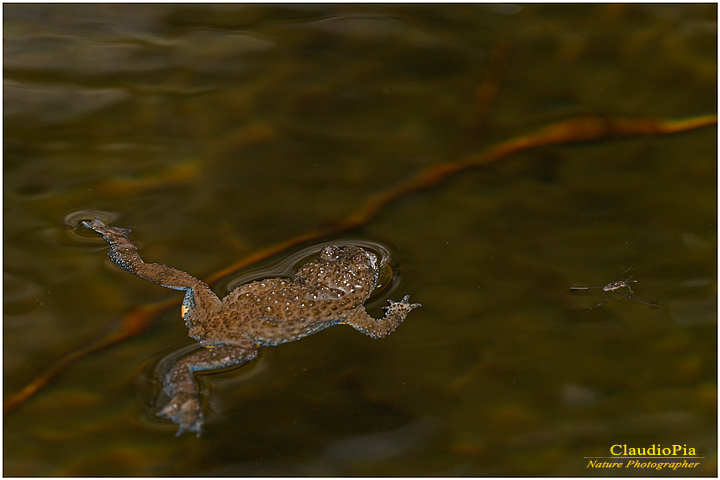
[200,245,380,346]
[215,277,360,345]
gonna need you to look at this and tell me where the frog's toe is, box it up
[82,217,103,231]
[173,416,204,438]
[158,396,204,437]
[401,295,422,309]
[385,295,421,312]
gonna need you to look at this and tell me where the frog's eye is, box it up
[181,305,189,318]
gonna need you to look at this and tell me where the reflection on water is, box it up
[4,3,716,476]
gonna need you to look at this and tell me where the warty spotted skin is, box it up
[83,218,420,436]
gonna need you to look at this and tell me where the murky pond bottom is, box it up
[4,4,716,476]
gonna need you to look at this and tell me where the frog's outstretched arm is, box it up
[343,295,420,339]
[158,338,258,436]
[83,217,222,330]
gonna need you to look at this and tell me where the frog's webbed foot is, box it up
[384,295,422,315]
[82,217,132,241]
[158,392,204,437]
[345,295,421,339]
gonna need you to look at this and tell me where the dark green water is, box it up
[4,4,716,476]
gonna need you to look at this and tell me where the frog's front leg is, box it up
[159,337,258,436]
[343,295,421,339]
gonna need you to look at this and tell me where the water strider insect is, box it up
[570,267,659,308]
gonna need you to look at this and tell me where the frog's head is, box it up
[319,244,379,301]
[319,244,377,269]
[296,245,379,303]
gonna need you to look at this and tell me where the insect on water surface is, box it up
[570,267,659,308]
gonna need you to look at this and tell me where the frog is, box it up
[82,218,420,437]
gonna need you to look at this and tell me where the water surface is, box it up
[4,4,716,476]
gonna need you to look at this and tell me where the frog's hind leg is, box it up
[343,295,421,339]
[158,337,258,436]
[83,217,222,327]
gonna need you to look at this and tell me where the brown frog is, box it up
[83,218,420,436]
